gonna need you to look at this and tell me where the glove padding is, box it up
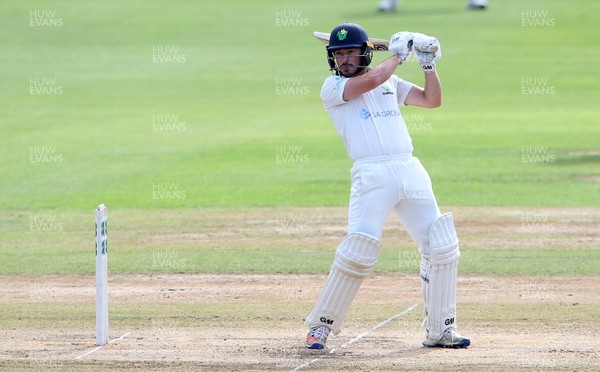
[412,33,442,72]
[389,31,414,63]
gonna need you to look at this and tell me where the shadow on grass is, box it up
[553,152,600,166]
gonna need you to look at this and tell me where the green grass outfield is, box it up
[1,0,599,275]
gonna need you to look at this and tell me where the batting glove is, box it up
[412,33,442,73]
[389,31,414,63]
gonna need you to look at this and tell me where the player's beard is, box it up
[339,63,358,77]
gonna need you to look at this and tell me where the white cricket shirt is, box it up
[321,74,416,161]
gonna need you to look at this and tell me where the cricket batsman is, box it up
[304,23,470,349]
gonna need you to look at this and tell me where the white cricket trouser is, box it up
[348,154,441,251]
[305,154,445,334]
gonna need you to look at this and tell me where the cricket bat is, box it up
[313,31,389,51]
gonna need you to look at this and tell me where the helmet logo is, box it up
[336,29,348,41]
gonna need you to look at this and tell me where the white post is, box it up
[95,204,109,346]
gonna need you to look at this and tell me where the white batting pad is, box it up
[422,213,460,341]
[305,233,381,334]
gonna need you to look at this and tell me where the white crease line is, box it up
[75,332,131,360]
[292,303,419,372]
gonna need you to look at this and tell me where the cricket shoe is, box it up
[305,326,330,349]
[468,0,487,9]
[378,0,397,12]
[422,328,470,348]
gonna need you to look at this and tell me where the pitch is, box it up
[2,207,600,370]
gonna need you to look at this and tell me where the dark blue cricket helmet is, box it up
[326,23,374,76]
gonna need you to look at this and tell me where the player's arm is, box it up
[404,71,442,108]
[342,55,402,101]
